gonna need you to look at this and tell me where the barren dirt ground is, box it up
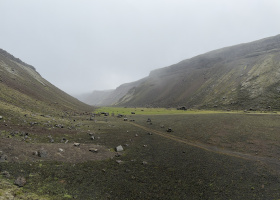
[130,121,280,175]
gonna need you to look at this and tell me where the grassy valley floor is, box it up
[1,108,280,199]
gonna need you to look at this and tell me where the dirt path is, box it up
[130,122,280,174]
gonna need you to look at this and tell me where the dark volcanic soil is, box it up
[0,138,113,163]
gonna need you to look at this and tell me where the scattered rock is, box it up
[148,132,153,135]
[30,122,38,126]
[89,148,98,153]
[55,124,64,128]
[115,145,124,152]
[116,160,123,164]
[143,145,147,147]
[135,134,138,137]
[91,136,95,140]
[166,128,173,132]
[1,171,10,178]
[32,151,38,156]
[58,148,64,152]
[142,161,148,165]
[74,143,80,147]
[0,154,8,162]
[14,176,27,187]
[38,149,48,158]
[0,116,3,120]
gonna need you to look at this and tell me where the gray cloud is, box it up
[1,0,280,94]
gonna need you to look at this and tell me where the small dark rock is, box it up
[166,128,172,132]
[14,176,26,187]
[0,154,8,162]
[89,148,98,153]
[38,149,48,158]
[1,170,10,178]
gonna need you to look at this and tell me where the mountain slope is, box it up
[92,34,280,110]
[0,48,93,117]
[77,78,147,106]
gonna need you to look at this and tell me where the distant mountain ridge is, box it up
[78,34,280,110]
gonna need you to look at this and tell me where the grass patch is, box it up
[95,107,245,115]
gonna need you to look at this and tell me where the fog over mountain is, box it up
[1,0,280,94]
[79,34,280,110]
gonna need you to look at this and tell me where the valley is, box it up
[1,34,280,199]
[1,108,280,199]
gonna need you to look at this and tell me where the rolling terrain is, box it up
[1,45,280,199]
[81,34,280,110]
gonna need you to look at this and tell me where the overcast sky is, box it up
[1,0,280,95]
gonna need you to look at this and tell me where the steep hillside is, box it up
[96,34,280,110]
[0,49,93,117]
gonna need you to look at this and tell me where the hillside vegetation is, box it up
[81,34,280,110]
[1,48,280,199]
[0,49,93,117]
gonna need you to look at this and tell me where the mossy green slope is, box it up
[112,34,280,110]
[0,49,93,117]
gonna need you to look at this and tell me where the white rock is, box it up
[115,145,124,152]
[74,143,80,147]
